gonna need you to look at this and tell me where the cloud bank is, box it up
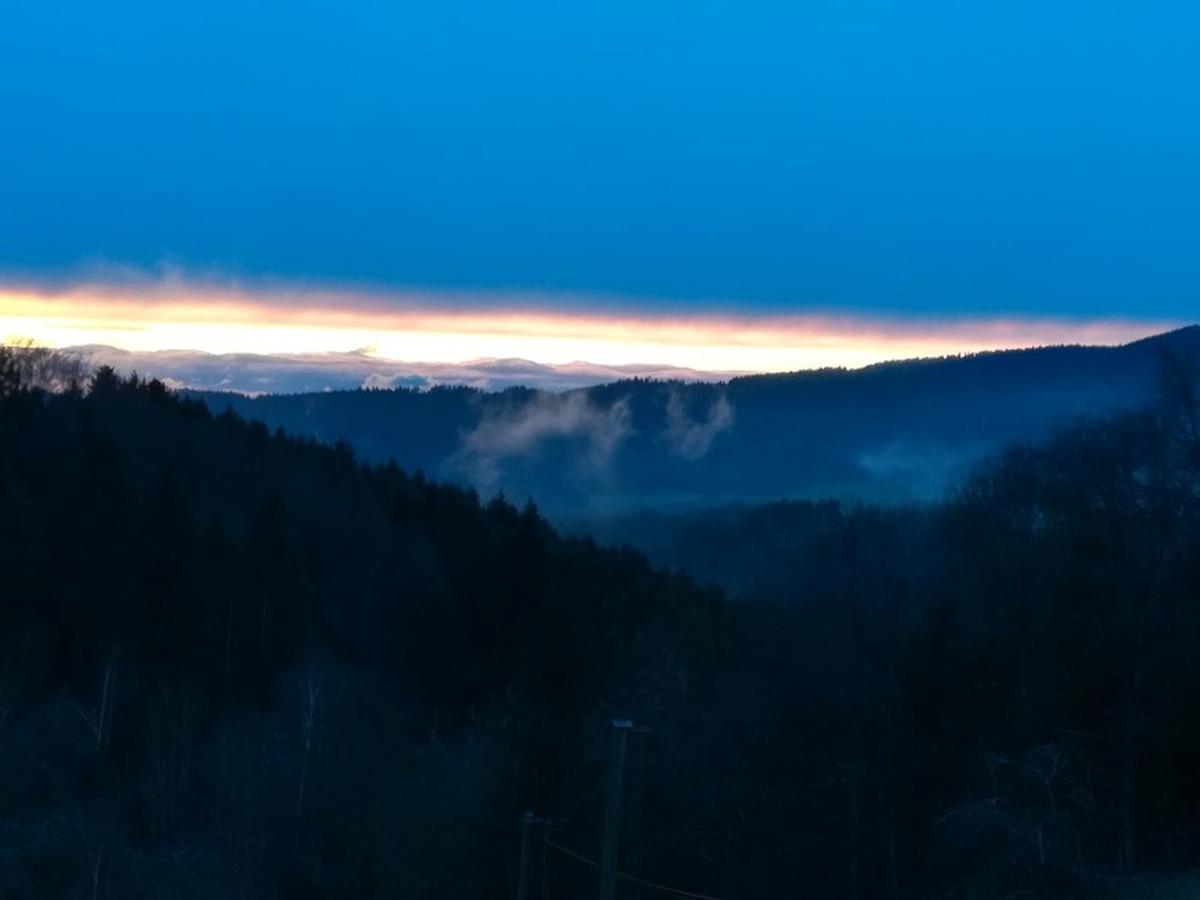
[0,270,1181,376]
[69,345,733,395]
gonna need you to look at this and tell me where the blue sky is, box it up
[2,0,1198,323]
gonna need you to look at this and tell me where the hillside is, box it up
[3,356,1200,898]
[0,365,721,897]
[191,326,1200,515]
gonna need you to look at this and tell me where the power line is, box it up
[541,836,726,900]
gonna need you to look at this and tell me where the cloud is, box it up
[452,392,633,490]
[0,268,1180,375]
[664,391,734,460]
[57,345,732,394]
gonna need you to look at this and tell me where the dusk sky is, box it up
[2,0,1196,371]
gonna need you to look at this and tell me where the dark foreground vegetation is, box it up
[2,347,1199,899]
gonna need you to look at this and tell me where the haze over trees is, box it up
[188,327,1200,515]
[1,342,1199,898]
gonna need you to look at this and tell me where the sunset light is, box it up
[0,284,1174,374]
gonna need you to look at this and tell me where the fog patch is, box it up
[452,392,632,489]
[857,441,981,496]
[664,391,734,460]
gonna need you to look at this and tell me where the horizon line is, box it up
[0,273,1183,375]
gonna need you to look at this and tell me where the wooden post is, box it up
[518,810,535,900]
[625,727,652,900]
[541,817,551,900]
[600,719,633,900]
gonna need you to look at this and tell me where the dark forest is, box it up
[2,348,1200,899]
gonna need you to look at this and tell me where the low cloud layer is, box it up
[67,346,730,395]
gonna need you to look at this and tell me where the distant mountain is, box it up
[71,345,742,394]
[190,326,1200,515]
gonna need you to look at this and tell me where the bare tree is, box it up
[295,665,324,839]
[0,339,88,397]
[1159,350,1200,440]
[1157,348,1200,500]
[68,647,119,752]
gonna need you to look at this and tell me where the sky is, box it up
[2,1,1197,374]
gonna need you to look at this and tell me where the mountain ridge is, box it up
[65,344,747,394]
[179,326,1200,514]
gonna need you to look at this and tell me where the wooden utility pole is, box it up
[541,818,551,900]
[624,727,652,900]
[517,810,535,900]
[600,719,634,900]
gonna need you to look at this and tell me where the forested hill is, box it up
[0,364,722,897]
[192,326,1200,515]
[4,357,1200,897]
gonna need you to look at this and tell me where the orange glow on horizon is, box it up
[0,285,1179,374]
